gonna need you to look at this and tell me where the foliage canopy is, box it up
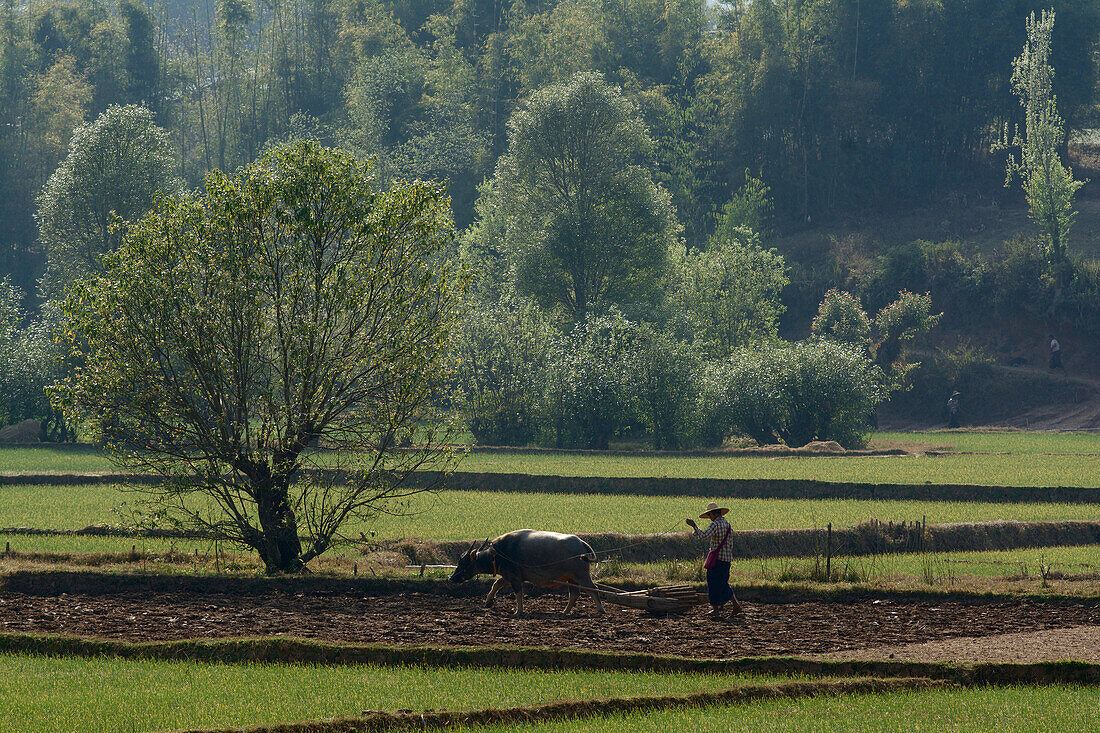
[57,142,459,573]
[37,104,180,298]
[496,72,678,322]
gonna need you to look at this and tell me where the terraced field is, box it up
[462,684,1100,732]
[4,484,1099,539]
[4,431,1100,487]
[1,653,770,733]
[455,452,1100,487]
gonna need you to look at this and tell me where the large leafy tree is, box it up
[57,142,459,573]
[37,104,179,298]
[671,225,788,359]
[495,71,678,321]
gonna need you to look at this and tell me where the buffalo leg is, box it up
[484,577,507,607]
[589,585,607,611]
[564,585,579,615]
[511,579,525,616]
[583,581,605,614]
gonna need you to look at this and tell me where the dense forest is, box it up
[3,0,1099,295]
[2,0,1100,447]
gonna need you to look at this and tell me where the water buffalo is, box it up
[450,529,605,616]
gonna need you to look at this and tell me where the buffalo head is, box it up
[450,537,494,583]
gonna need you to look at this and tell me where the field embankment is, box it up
[6,518,1098,562]
[384,520,1100,565]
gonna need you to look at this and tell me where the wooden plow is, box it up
[591,583,707,614]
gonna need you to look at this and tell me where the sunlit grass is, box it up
[2,484,1098,539]
[723,544,1100,582]
[4,434,1100,487]
[873,430,1100,455]
[455,451,1100,487]
[0,653,781,733]
[464,684,1100,732]
[0,445,115,473]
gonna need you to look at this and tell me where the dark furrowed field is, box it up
[2,574,1097,660]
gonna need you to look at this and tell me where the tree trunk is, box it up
[255,479,304,573]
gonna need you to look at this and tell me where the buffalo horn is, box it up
[479,537,491,551]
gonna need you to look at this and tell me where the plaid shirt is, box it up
[695,516,735,563]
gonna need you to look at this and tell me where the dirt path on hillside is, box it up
[1,587,1098,661]
[820,625,1100,664]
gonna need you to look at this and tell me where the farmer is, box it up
[1049,334,1063,370]
[686,502,742,618]
[947,390,960,428]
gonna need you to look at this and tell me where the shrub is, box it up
[452,297,552,446]
[630,325,700,450]
[810,289,871,349]
[872,290,940,387]
[696,350,783,447]
[699,341,886,449]
[0,283,73,440]
[771,341,887,448]
[544,311,638,450]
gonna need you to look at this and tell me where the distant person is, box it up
[947,391,960,428]
[1049,334,1063,370]
[686,502,742,618]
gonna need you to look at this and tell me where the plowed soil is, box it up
[1,584,1097,660]
[821,625,1100,665]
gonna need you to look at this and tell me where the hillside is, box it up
[783,143,1100,430]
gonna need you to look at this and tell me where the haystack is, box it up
[0,419,42,443]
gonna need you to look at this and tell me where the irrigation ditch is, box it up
[428,471,1100,504]
[6,568,1100,606]
[385,520,1100,564]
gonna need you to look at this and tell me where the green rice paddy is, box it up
[464,684,1100,732]
[3,484,1098,539]
[725,543,1100,582]
[873,430,1100,455]
[3,430,1100,488]
[0,653,773,733]
[455,452,1100,487]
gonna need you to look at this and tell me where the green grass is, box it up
[726,544,1100,582]
[0,445,115,473]
[0,653,778,733]
[5,432,1100,487]
[463,684,1100,732]
[0,533,205,555]
[3,484,1099,539]
[874,431,1100,455]
[455,451,1100,487]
